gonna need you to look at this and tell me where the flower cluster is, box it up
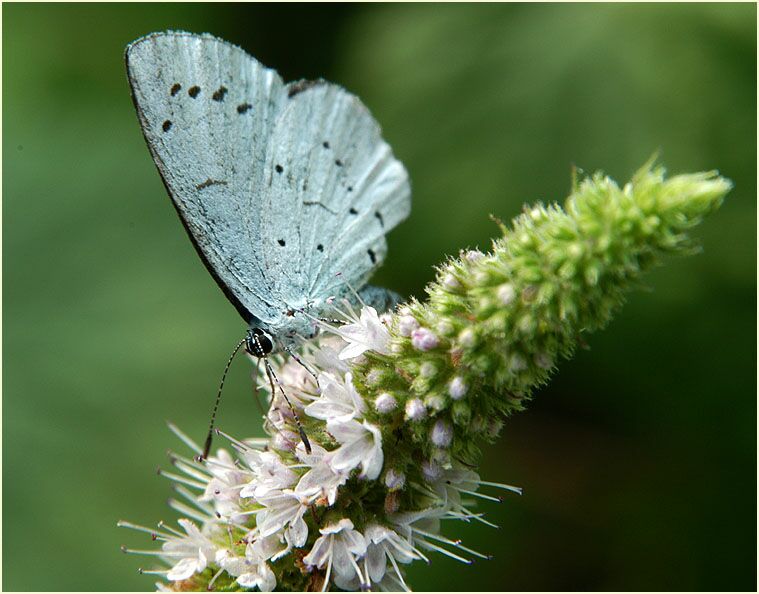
[120,319,515,591]
[120,162,729,591]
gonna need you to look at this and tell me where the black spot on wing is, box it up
[277,239,286,247]
[162,120,172,132]
[196,178,228,191]
[188,85,200,98]
[170,83,181,96]
[237,103,252,114]
[322,141,330,149]
[317,244,324,252]
[212,86,228,101]
[349,208,358,215]
[275,164,283,174]
[367,249,377,264]
[347,186,353,192]
[287,79,325,98]
[375,211,384,227]
[335,159,343,167]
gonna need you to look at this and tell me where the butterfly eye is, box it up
[246,329,273,357]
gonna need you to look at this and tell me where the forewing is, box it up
[258,82,411,306]
[125,31,286,323]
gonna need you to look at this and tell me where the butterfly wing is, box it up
[258,82,411,309]
[125,31,287,324]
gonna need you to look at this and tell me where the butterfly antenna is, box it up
[261,355,312,454]
[202,337,246,460]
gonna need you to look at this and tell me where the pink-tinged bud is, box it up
[487,418,504,439]
[436,319,455,336]
[448,376,467,400]
[384,468,406,491]
[405,398,427,421]
[535,352,553,369]
[375,392,397,414]
[431,420,453,448]
[442,273,460,290]
[421,460,441,481]
[411,327,439,351]
[462,249,484,263]
[497,283,516,305]
[458,328,476,348]
[420,362,437,378]
[397,315,419,337]
[365,368,384,386]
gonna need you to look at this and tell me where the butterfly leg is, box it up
[284,345,319,383]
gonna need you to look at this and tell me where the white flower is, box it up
[239,450,296,500]
[336,306,392,359]
[199,448,252,520]
[294,442,349,506]
[304,372,365,422]
[326,419,384,480]
[217,543,277,591]
[362,524,421,590]
[162,519,217,581]
[303,519,368,591]
[256,490,309,547]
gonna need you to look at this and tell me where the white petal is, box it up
[302,534,331,569]
[367,544,387,583]
[327,418,366,443]
[288,508,309,548]
[166,557,198,581]
[330,435,374,473]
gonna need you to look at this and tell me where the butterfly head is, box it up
[245,327,274,358]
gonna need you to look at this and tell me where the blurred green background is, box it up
[4,3,756,591]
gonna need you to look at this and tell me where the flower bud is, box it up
[411,327,439,351]
[448,376,467,400]
[405,398,427,421]
[431,420,453,448]
[374,392,397,414]
[384,468,406,491]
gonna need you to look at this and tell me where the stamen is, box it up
[207,567,225,590]
[167,422,203,455]
[116,520,170,540]
[450,485,503,503]
[415,539,472,564]
[121,546,176,557]
[214,429,255,452]
[157,469,206,490]
[322,540,334,592]
[167,499,210,523]
[138,568,169,575]
[172,459,212,483]
[386,546,412,591]
[478,480,523,495]
[157,521,184,537]
[413,528,490,560]
[174,485,214,514]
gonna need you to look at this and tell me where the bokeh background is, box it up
[4,3,756,591]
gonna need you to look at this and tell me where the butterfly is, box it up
[125,31,410,455]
